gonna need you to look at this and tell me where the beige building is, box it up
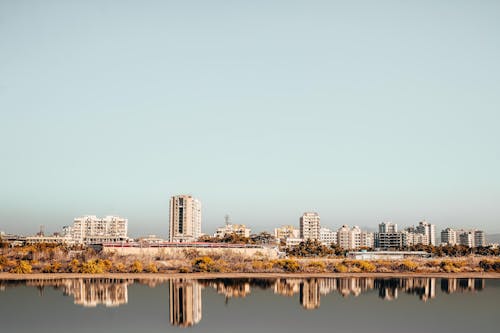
[214,223,251,238]
[169,195,202,242]
[274,225,300,241]
[300,212,321,241]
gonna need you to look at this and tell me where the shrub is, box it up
[275,259,300,272]
[307,261,326,272]
[192,256,215,272]
[81,260,104,274]
[399,260,418,272]
[178,267,190,273]
[131,260,143,273]
[10,260,32,274]
[352,260,376,272]
[114,263,127,273]
[42,262,62,273]
[334,263,348,273]
[69,259,81,273]
[146,263,158,273]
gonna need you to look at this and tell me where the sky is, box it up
[1,0,499,237]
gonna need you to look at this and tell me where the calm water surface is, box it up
[0,277,498,333]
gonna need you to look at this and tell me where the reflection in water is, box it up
[169,279,202,328]
[22,278,133,307]
[0,277,488,328]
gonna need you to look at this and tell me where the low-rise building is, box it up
[214,224,251,238]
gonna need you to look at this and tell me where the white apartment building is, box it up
[337,225,351,249]
[360,231,374,248]
[336,225,372,249]
[441,228,486,247]
[71,215,128,245]
[300,212,321,241]
[441,228,458,245]
[214,224,251,238]
[319,228,337,246]
[416,221,436,246]
[169,195,202,242]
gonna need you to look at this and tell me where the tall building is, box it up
[337,225,351,249]
[474,230,486,247]
[416,221,436,246]
[379,222,397,233]
[300,212,320,241]
[169,195,202,242]
[441,228,458,246]
[70,216,128,245]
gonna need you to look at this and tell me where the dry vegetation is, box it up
[1,244,499,275]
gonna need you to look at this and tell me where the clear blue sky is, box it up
[1,0,499,237]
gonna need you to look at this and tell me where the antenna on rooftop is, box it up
[225,214,230,226]
[39,225,45,236]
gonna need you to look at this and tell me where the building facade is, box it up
[214,224,251,238]
[300,212,321,241]
[274,225,300,241]
[416,221,436,246]
[169,195,202,242]
[319,228,337,246]
[71,215,128,245]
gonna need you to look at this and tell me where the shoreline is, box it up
[1,272,500,280]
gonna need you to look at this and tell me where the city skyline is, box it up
[1,1,499,236]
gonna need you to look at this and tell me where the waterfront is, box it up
[0,277,498,333]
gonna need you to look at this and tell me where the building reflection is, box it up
[169,279,202,328]
[22,278,132,307]
[0,276,488,329]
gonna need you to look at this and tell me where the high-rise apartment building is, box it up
[379,222,398,233]
[441,228,458,246]
[416,221,436,245]
[169,195,202,242]
[300,212,321,241]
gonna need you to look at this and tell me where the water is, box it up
[0,277,498,333]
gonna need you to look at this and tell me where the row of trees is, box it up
[198,232,276,245]
[285,240,500,257]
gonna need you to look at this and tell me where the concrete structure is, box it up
[103,243,280,259]
[300,212,320,241]
[274,225,300,241]
[347,251,431,260]
[319,228,337,246]
[71,215,128,245]
[405,230,429,246]
[416,221,436,245]
[169,195,202,242]
[285,237,304,248]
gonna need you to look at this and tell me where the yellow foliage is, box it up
[10,260,32,274]
[131,260,143,273]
